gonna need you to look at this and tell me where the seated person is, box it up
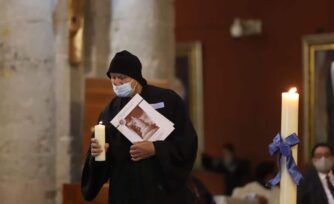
[202,143,251,195]
[232,161,279,204]
[297,143,334,204]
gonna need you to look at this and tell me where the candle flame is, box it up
[288,87,297,93]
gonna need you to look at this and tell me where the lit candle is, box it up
[94,121,106,161]
[280,87,299,204]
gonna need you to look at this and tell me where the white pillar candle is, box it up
[94,121,106,161]
[280,87,299,204]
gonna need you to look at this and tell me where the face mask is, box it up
[313,157,334,173]
[112,82,134,97]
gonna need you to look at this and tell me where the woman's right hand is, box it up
[90,138,109,157]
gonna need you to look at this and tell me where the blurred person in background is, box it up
[232,161,279,204]
[202,143,251,195]
[298,143,334,204]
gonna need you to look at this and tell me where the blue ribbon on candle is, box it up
[266,132,303,187]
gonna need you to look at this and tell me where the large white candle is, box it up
[95,121,106,161]
[280,87,299,204]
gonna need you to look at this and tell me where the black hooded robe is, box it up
[81,85,198,204]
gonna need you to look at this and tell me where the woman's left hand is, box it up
[130,141,156,161]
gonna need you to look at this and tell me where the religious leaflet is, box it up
[110,94,174,143]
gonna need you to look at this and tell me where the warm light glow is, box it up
[288,87,297,93]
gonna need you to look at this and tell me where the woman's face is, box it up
[110,73,131,86]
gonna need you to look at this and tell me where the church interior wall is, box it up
[175,0,334,167]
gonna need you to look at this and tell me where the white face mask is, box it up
[313,157,334,173]
[112,82,134,97]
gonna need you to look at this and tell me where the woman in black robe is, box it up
[81,50,198,204]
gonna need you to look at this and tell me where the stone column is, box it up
[0,0,56,204]
[53,0,72,203]
[110,0,175,81]
[84,0,111,77]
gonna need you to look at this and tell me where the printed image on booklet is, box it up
[110,94,174,143]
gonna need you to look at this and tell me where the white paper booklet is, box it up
[110,94,175,143]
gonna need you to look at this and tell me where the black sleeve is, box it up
[297,180,308,204]
[297,167,315,204]
[81,112,112,201]
[153,94,198,191]
[81,154,111,201]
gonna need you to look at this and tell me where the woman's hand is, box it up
[90,138,109,157]
[130,141,156,161]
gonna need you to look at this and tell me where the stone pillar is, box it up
[69,67,84,183]
[110,0,175,81]
[84,0,111,77]
[68,0,85,184]
[53,0,72,203]
[0,0,56,203]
